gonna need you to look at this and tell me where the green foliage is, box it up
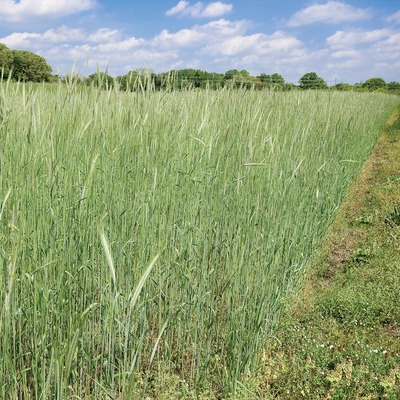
[223,69,251,82]
[156,68,224,90]
[88,71,115,89]
[388,81,400,91]
[11,49,52,82]
[281,82,299,91]
[299,72,328,90]
[362,77,387,91]
[224,74,263,89]
[0,43,13,79]
[12,53,24,81]
[334,83,353,91]
[271,72,285,84]
[354,212,373,225]
[256,73,285,88]
[386,202,400,226]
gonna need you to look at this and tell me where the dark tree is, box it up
[88,72,115,89]
[223,69,240,81]
[299,72,328,90]
[271,73,285,84]
[361,78,386,91]
[256,73,272,83]
[12,53,24,81]
[387,81,400,91]
[0,43,13,79]
[334,83,353,91]
[11,50,52,82]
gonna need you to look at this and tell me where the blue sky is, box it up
[0,0,399,84]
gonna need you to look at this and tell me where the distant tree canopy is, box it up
[223,69,250,81]
[299,72,328,90]
[334,83,353,91]
[160,68,224,89]
[1,46,399,95]
[0,43,53,82]
[88,72,115,89]
[256,73,285,85]
[0,43,13,79]
[387,81,400,91]
[362,78,386,91]
[224,75,263,89]
[11,49,53,82]
[12,53,24,81]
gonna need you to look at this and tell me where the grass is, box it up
[238,107,400,399]
[0,80,398,398]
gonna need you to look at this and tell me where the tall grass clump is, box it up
[0,78,398,398]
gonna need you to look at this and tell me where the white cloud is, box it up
[326,59,363,69]
[87,29,122,43]
[96,37,145,53]
[202,31,302,56]
[152,29,205,47]
[369,33,400,58]
[323,29,400,83]
[201,18,251,36]
[202,2,233,17]
[0,26,86,47]
[165,1,232,18]
[0,0,96,21]
[165,1,189,16]
[0,32,41,47]
[330,50,361,59]
[327,29,392,48]
[287,1,371,27]
[151,19,251,48]
[387,10,400,24]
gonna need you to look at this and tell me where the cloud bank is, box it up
[287,1,371,27]
[166,1,233,18]
[0,0,96,21]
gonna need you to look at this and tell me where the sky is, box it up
[0,0,399,84]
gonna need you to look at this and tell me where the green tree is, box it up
[281,83,299,91]
[387,81,400,91]
[271,73,285,84]
[88,72,115,89]
[256,73,272,83]
[334,83,353,91]
[257,73,285,88]
[11,50,52,82]
[12,53,24,81]
[0,43,13,79]
[361,78,386,91]
[299,72,328,90]
[223,69,240,81]
[224,75,263,89]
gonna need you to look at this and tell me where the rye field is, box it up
[0,81,398,398]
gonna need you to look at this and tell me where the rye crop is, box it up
[0,79,398,398]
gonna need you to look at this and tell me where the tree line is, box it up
[0,43,55,83]
[1,43,399,93]
[90,68,400,93]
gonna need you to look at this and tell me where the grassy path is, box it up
[235,107,400,399]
